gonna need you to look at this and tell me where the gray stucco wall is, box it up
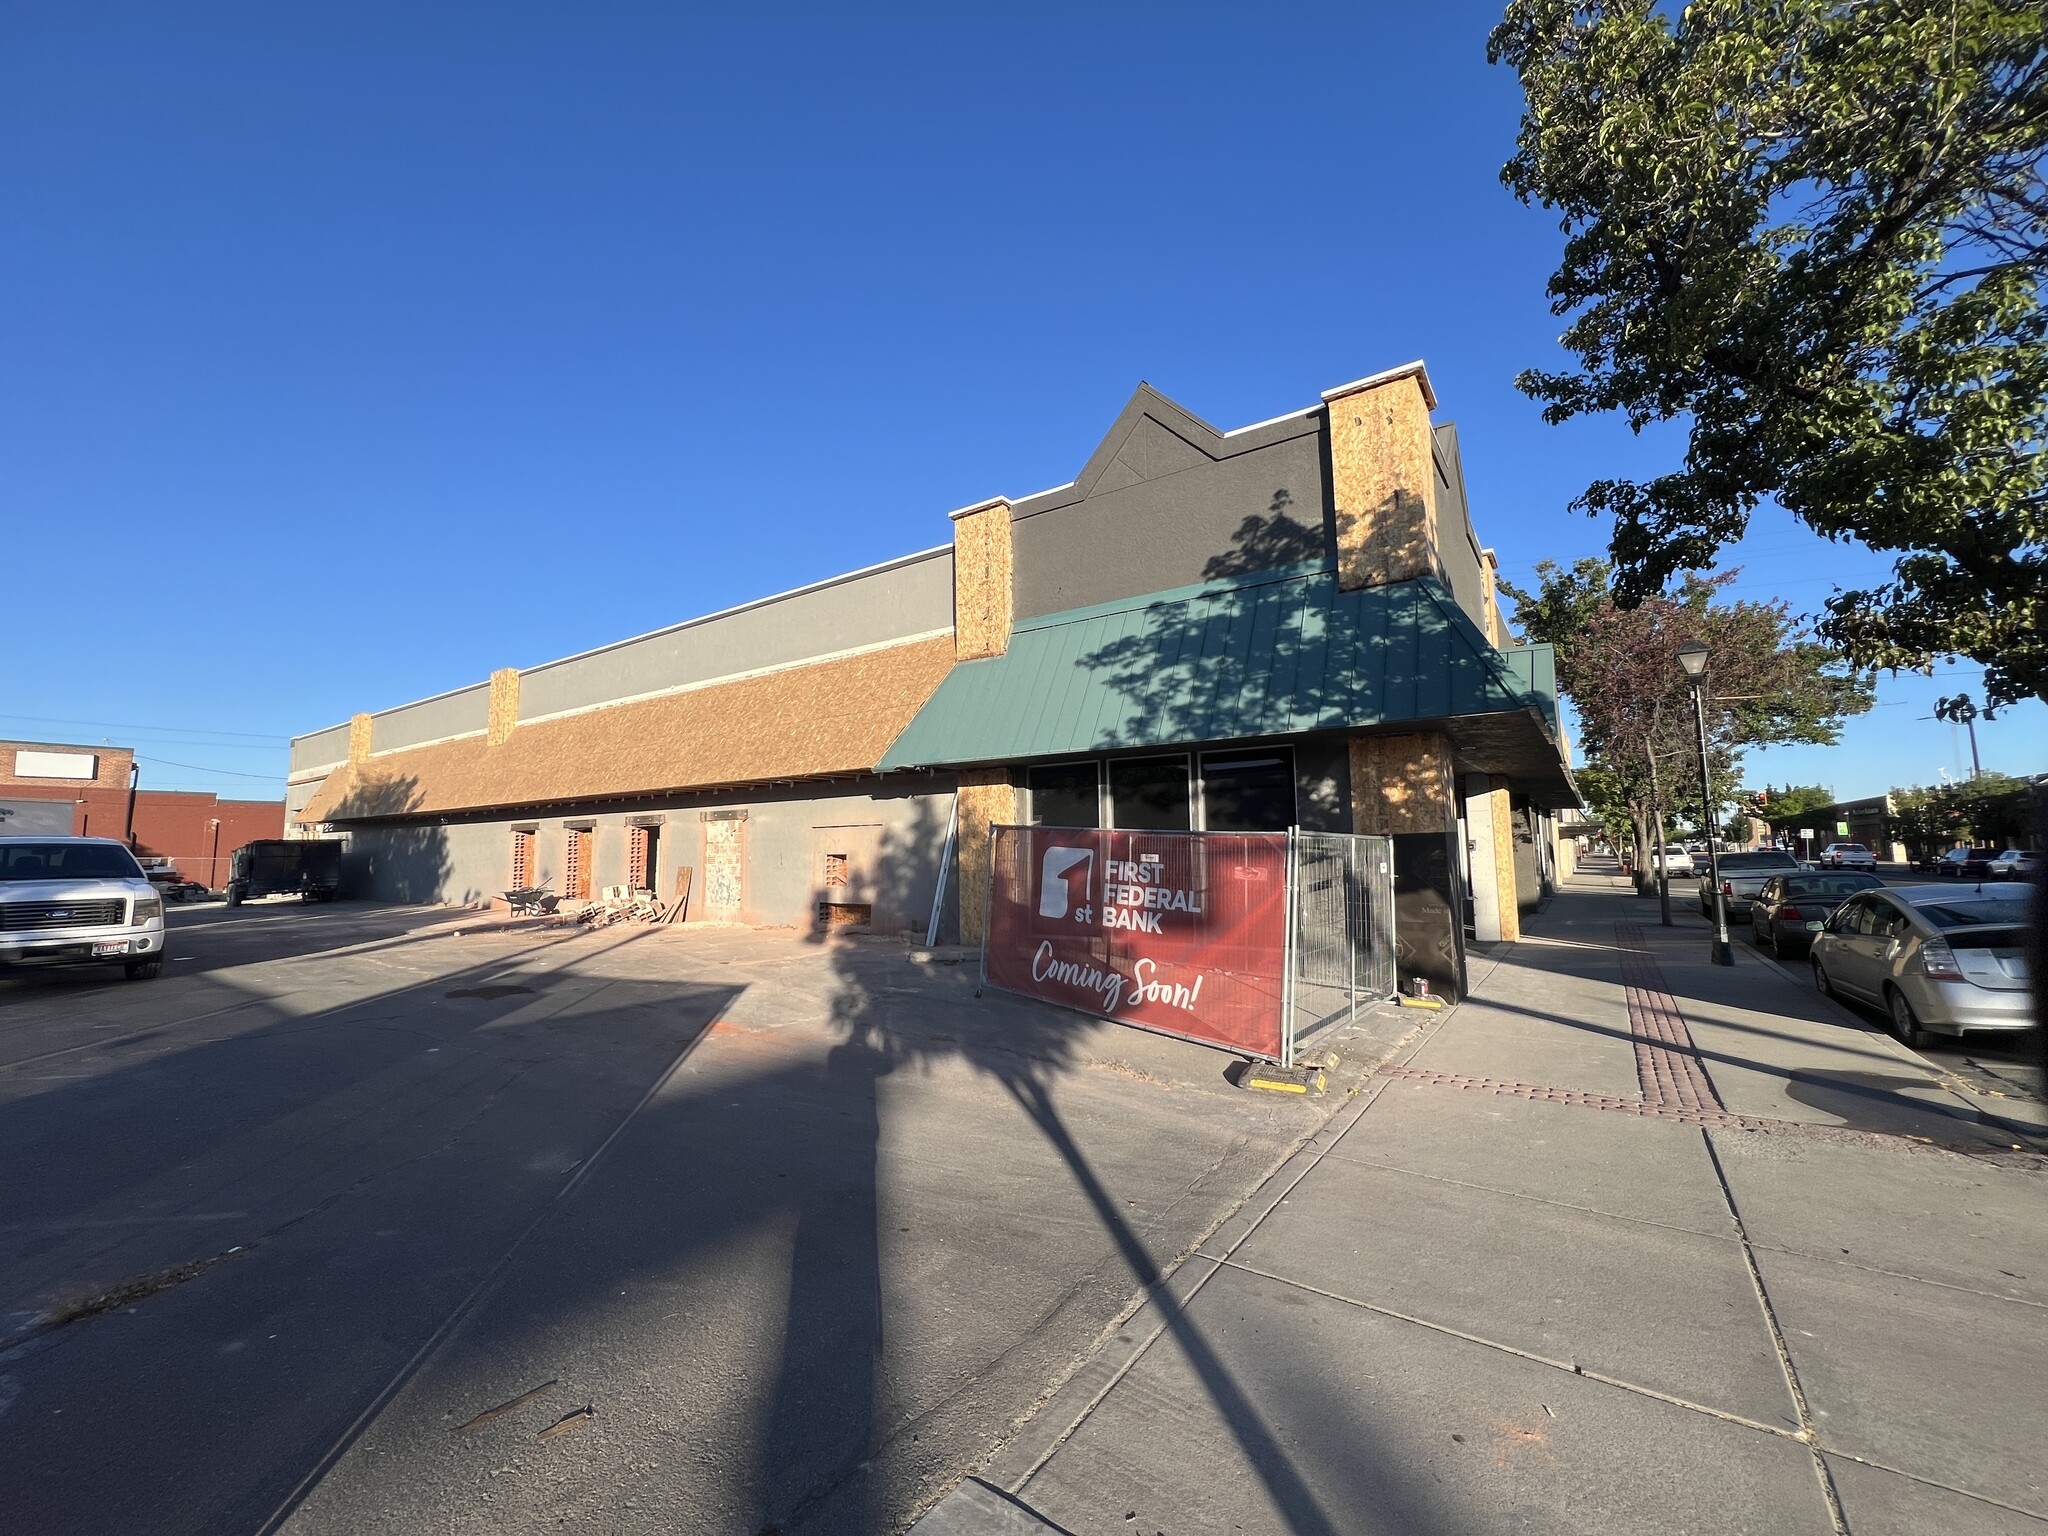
[335,776,958,936]
[1432,424,1491,637]
[372,685,490,754]
[291,724,353,775]
[1012,423,1328,620]
[517,548,954,721]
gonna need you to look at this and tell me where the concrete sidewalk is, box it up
[930,870,2048,1535]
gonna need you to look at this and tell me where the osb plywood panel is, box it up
[488,668,520,746]
[1487,775,1521,942]
[348,713,374,765]
[952,500,1012,660]
[303,635,957,822]
[1348,731,1454,837]
[1328,373,1441,592]
[954,769,1015,947]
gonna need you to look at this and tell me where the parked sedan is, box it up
[1988,848,2040,881]
[1810,884,2033,1045]
[1818,842,1878,871]
[1695,848,1803,920]
[1749,870,1886,956]
[1935,846,1995,879]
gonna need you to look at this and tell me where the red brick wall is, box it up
[1,740,281,889]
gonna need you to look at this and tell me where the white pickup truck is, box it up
[0,836,167,980]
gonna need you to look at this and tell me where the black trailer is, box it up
[226,840,343,906]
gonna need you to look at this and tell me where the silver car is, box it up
[0,836,167,980]
[1810,883,2033,1045]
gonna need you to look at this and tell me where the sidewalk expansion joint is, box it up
[1702,1128,1849,1534]
[1213,1256,1804,1443]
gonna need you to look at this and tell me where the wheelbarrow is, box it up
[503,885,560,915]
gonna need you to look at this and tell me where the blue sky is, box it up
[4,2,2039,803]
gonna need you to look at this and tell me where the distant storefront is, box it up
[289,362,1576,1000]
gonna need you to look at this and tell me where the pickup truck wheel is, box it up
[124,959,163,980]
[226,886,243,907]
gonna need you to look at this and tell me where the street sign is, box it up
[1798,827,1814,838]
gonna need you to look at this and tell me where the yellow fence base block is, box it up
[1239,1061,1328,1095]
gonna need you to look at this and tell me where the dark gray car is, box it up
[1748,870,1886,956]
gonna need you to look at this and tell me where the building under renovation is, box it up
[289,361,1575,999]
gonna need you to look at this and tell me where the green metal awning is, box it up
[878,562,1574,805]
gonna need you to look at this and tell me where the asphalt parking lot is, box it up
[0,900,1345,1536]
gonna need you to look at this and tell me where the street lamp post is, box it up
[1677,640,1734,966]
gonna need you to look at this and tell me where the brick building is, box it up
[290,362,1576,999]
[0,740,284,889]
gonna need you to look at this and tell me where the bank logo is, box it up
[1038,846,1094,920]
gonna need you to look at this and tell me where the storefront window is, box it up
[1028,761,1100,828]
[1109,755,1191,831]
[1200,749,1296,832]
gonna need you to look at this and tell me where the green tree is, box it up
[1761,783,1838,824]
[1490,0,2048,713]
[1505,559,1874,885]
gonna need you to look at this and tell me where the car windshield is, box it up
[0,842,145,882]
[1720,852,1801,870]
[1787,875,1883,898]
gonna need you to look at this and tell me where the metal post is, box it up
[1281,826,1298,1068]
[1346,835,1358,1028]
[125,761,139,850]
[1690,682,1735,965]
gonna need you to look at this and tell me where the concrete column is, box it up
[1350,731,1467,1000]
[347,712,373,765]
[1322,361,1444,592]
[1464,774,1513,943]
[487,668,520,746]
[955,769,1017,947]
[949,496,1013,660]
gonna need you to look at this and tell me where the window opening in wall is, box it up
[1109,755,1192,831]
[628,825,659,891]
[824,852,849,888]
[816,900,872,929]
[1027,760,1101,828]
[1201,748,1297,832]
[564,827,591,901]
[511,828,536,890]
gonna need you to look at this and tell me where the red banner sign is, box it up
[983,827,1289,1060]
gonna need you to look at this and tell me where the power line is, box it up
[137,755,285,782]
[0,712,282,742]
